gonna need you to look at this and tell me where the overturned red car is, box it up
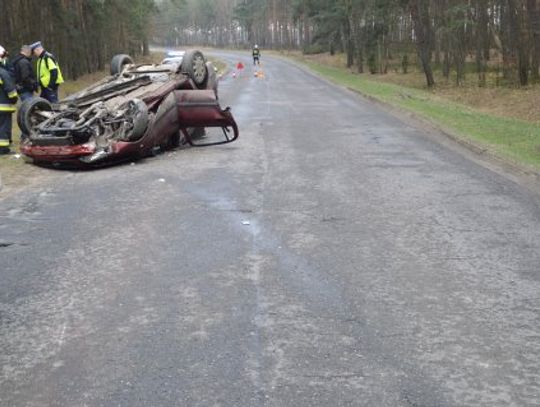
[19,50,238,167]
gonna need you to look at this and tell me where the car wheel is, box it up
[17,97,53,135]
[124,99,149,141]
[182,50,208,89]
[110,54,134,75]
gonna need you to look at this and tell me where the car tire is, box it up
[110,54,134,75]
[181,50,208,89]
[125,99,149,141]
[17,97,52,135]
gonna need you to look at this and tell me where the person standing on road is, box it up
[252,45,261,66]
[12,45,38,102]
[0,45,19,155]
[31,41,64,103]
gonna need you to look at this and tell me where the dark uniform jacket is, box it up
[12,54,38,93]
[0,66,18,113]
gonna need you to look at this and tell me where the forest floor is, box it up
[280,50,540,173]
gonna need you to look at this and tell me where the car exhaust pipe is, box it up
[79,147,110,164]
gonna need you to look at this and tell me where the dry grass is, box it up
[280,50,540,169]
[368,70,540,124]
[294,51,540,125]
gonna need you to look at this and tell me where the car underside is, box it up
[19,50,238,168]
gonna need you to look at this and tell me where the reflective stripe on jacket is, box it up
[37,52,64,88]
[0,67,18,112]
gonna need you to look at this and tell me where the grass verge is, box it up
[286,54,540,171]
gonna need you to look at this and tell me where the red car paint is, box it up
[20,53,238,168]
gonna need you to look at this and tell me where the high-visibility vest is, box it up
[37,52,64,88]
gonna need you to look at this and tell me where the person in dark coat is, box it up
[11,45,38,102]
[0,45,19,155]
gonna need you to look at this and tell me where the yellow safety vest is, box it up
[38,53,64,88]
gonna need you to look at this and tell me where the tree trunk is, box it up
[476,0,489,86]
[410,0,435,87]
[528,0,540,81]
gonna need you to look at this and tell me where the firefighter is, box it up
[30,41,64,103]
[12,45,38,102]
[0,45,18,155]
[252,45,261,66]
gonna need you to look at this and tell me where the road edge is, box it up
[274,53,540,195]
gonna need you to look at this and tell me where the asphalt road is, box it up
[1,51,539,407]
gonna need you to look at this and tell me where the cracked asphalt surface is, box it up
[1,51,539,406]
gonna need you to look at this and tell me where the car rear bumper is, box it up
[20,142,97,160]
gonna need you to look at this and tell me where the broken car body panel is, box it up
[19,50,237,167]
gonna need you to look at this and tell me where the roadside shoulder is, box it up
[275,53,540,196]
